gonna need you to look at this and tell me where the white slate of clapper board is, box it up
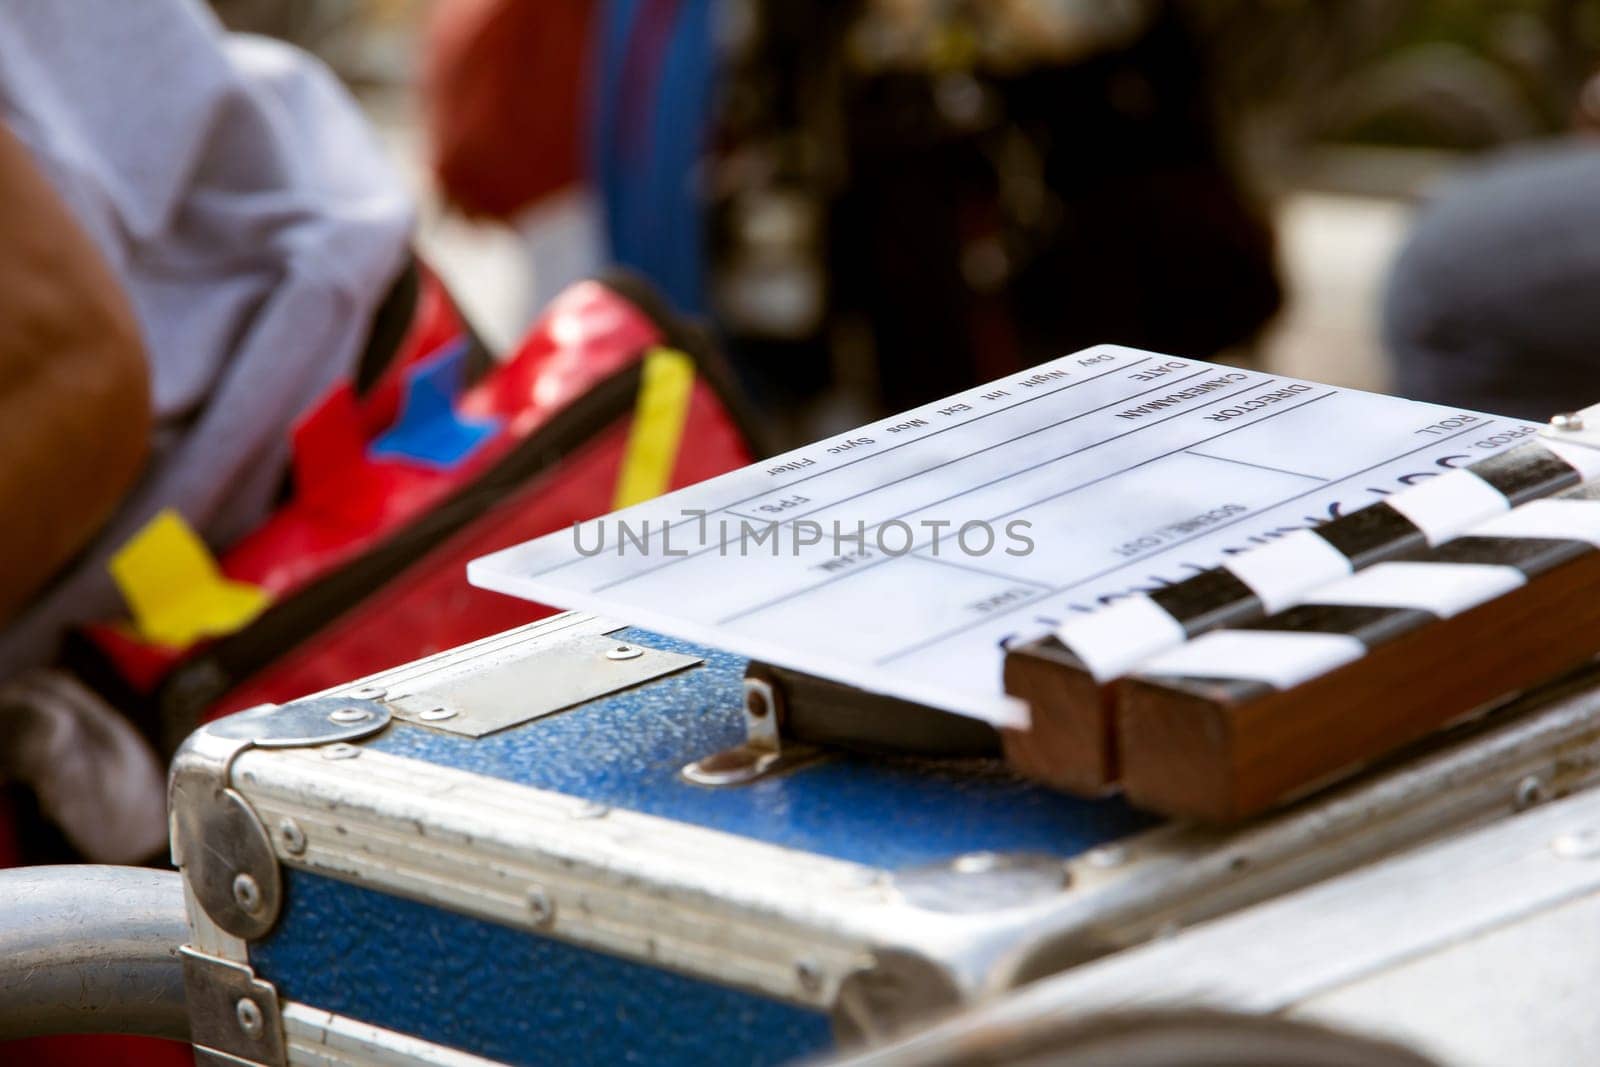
[470,345,1528,728]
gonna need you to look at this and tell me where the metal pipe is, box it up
[0,865,189,1041]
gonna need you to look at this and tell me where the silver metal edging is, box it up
[833,783,1600,1067]
[230,745,915,1010]
[1001,669,1600,986]
[283,1003,507,1067]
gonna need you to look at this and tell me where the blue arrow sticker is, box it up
[369,340,502,469]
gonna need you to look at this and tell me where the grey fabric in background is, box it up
[1385,140,1600,422]
[0,0,413,677]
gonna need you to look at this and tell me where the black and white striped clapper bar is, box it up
[1003,415,1600,806]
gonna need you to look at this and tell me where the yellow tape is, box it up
[108,509,272,648]
[612,347,696,510]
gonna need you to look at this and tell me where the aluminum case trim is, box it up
[282,1002,507,1067]
[230,742,1026,1011]
[835,782,1600,1067]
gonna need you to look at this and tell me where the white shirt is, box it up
[0,0,413,675]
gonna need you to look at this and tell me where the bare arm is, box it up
[0,122,150,624]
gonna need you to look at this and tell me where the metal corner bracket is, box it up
[183,946,286,1067]
[169,696,391,941]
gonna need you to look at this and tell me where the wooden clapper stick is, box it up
[1119,481,1600,819]
[1003,423,1600,803]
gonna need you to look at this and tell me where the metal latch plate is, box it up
[387,633,702,737]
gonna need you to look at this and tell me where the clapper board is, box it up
[470,344,1600,819]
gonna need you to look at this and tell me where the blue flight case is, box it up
[168,612,1596,1066]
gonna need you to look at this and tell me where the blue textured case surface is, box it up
[253,870,835,1066]
[366,628,1153,867]
[250,628,1155,1064]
